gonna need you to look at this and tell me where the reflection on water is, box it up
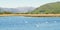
[35,24,40,28]
[24,21,28,24]
[0,16,60,30]
[45,22,49,24]
[54,21,57,23]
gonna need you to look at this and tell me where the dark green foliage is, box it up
[2,11,12,14]
[30,2,60,14]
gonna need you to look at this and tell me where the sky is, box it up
[0,0,60,8]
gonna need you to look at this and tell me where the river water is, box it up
[0,16,60,30]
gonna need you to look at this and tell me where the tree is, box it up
[3,11,13,14]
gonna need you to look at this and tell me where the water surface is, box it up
[0,16,60,30]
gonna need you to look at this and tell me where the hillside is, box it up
[0,7,35,14]
[30,2,60,14]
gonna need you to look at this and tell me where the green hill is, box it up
[30,2,60,14]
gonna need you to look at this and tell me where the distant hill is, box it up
[30,2,60,14]
[0,7,35,13]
